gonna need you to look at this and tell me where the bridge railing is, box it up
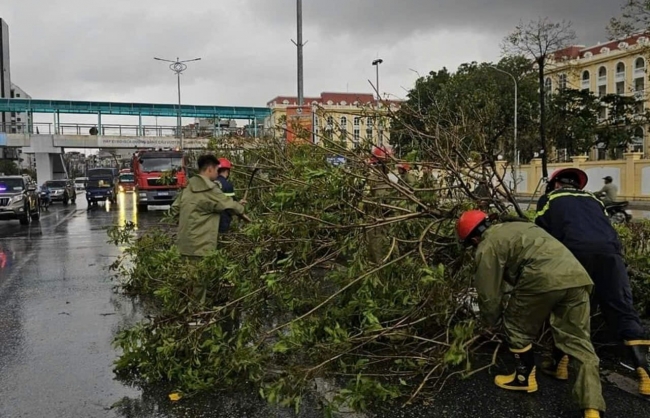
[0,123,272,138]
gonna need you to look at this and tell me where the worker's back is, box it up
[477,221,593,293]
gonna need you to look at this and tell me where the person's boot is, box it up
[625,340,650,396]
[582,409,600,418]
[541,347,569,381]
[494,344,538,393]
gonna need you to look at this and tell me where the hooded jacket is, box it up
[170,175,244,257]
[474,221,593,327]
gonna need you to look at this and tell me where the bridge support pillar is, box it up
[22,135,66,185]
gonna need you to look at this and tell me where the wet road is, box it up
[0,194,647,417]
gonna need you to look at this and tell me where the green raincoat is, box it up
[170,175,245,257]
[474,221,605,412]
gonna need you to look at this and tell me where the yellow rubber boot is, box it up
[625,341,650,396]
[541,348,569,381]
[583,409,600,418]
[494,344,538,393]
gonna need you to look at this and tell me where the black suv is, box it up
[45,179,77,205]
[0,175,41,225]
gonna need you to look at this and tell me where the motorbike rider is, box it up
[39,183,51,209]
[214,158,241,234]
[597,176,618,205]
[535,168,650,396]
[457,210,605,418]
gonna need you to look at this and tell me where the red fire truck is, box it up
[132,149,187,212]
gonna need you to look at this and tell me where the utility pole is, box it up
[154,56,201,149]
[293,0,305,105]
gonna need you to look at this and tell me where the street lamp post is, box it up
[372,58,383,145]
[154,56,201,149]
[489,66,518,191]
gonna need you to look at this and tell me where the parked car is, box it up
[45,179,77,205]
[75,177,88,191]
[0,175,41,225]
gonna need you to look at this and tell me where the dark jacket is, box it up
[215,175,236,234]
[535,187,622,255]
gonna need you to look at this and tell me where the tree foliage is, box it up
[390,57,540,163]
[0,159,21,175]
[608,0,650,38]
[502,18,577,177]
[546,89,649,158]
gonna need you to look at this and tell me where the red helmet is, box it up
[396,163,411,171]
[549,168,587,190]
[371,146,393,160]
[218,158,233,169]
[456,210,489,243]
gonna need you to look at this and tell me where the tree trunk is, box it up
[538,59,549,178]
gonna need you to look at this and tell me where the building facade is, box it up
[0,18,11,133]
[266,92,399,147]
[10,83,32,133]
[545,33,650,159]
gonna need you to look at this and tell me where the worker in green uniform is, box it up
[169,155,245,258]
[396,163,417,187]
[456,210,605,418]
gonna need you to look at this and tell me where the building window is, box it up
[340,116,347,134]
[632,127,644,154]
[559,73,568,91]
[544,77,552,95]
[353,117,360,143]
[581,70,590,91]
[635,57,646,79]
[326,116,334,129]
[636,57,646,70]
[366,117,373,140]
[598,84,607,98]
[616,62,626,75]
[598,66,607,85]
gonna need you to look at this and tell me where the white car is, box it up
[75,177,88,191]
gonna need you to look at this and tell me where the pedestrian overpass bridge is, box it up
[0,98,271,184]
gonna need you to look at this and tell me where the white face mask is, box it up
[388,173,399,184]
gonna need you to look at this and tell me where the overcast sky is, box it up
[2,0,626,123]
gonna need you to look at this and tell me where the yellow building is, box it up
[265,92,399,147]
[545,33,650,159]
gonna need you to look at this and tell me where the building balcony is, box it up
[581,80,590,90]
[634,67,646,78]
[615,72,626,82]
[597,76,607,85]
[635,91,646,100]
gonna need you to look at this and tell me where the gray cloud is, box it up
[3,0,629,116]
[249,0,625,45]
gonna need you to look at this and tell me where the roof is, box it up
[0,99,271,120]
[552,32,650,61]
[267,91,400,107]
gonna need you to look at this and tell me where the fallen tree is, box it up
[108,111,650,414]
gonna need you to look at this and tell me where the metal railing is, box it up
[0,122,271,138]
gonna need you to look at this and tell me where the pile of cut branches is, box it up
[109,125,522,414]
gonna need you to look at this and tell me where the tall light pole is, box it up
[372,58,383,145]
[489,66,518,191]
[154,56,201,149]
[293,0,305,106]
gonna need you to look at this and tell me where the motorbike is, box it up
[604,201,632,224]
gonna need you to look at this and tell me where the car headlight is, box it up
[8,195,24,205]
[119,186,124,192]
